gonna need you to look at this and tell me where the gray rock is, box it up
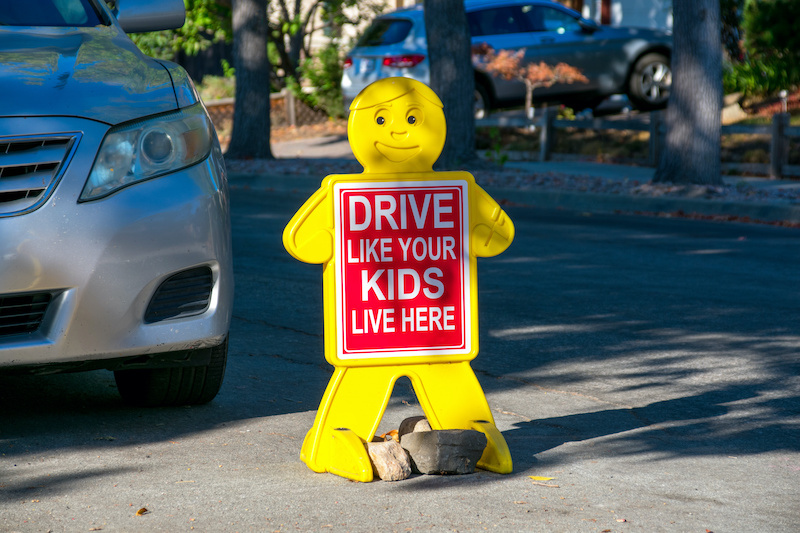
[400,429,487,475]
[366,439,412,481]
[398,416,432,438]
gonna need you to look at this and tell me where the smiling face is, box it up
[348,78,446,173]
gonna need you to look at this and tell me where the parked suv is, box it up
[0,0,233,407]
[342,0,672,116]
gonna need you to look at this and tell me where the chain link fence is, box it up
[205,89,330,142]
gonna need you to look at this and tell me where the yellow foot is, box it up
[471,420,513,474]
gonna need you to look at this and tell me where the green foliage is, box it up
[269,0,385,118]
[723,57,796,96]
[196,75,235,101]
[131,0,231,60]
[728,0,800,96]
[220,59,235,78]
[484,128,508,167]
[299,41,346,118]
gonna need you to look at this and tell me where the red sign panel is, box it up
[334,181,471,359]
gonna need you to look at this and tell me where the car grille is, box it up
[0,134,79,216]
[0,292,53,338]
[145,267,214,323]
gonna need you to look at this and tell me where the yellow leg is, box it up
[406,362,513,474]
[300,366,401,482]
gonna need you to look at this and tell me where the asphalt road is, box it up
[1,174,799,532]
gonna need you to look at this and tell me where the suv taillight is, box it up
[343,56,353,69]
[382,54,425,68]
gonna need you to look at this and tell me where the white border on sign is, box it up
[333,180,472,359]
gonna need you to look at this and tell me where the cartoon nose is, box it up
[391,131,409,141]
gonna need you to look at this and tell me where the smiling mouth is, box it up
[375,142,421,162]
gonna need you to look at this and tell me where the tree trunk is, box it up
[226,0,273,160]
[653,0,722,185]
[424,0,475,170]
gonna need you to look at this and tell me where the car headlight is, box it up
[81,103,212,201]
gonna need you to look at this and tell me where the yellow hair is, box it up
[349,77,443,110]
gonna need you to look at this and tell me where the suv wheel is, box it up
[474,83,490,119]
[114,337,228,407]
[628,53,671,110]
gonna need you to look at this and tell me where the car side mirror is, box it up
[578,18,600,33]
[114,0,186,33]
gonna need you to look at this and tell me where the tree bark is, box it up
[653,0,722,185]
[424,0,475,170]
[226,0,273,160]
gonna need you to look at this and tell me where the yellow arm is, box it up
[282,187,334,264]
[470,184,514,258]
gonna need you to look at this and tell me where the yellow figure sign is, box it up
[283,77,514,482]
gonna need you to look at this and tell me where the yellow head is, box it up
[348,77,446,173]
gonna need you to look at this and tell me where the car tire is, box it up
[628,53,671,110]
[114,337,228,407]
[474,82,490,119]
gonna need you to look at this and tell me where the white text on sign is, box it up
[348,193,454,231]
[351,306,456,333]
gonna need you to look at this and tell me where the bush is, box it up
[197,74,235,101]
[729,0,800,96]
[724,57,797,97]
[298,42,346,119]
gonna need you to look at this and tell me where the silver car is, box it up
[342,0,672,115]
[0,0,234,407]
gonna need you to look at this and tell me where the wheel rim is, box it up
[639,62,672,104]
[474,89,486,119]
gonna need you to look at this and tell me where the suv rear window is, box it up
[1,0,103,27]
[357,18,413,47]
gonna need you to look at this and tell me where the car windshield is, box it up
[357,18,412,47]
[1,0,103,27]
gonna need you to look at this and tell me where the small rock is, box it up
[366,440,412,481]
[398,416,432,438]
[400,429,487,475]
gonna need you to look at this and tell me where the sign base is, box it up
[299,361,512,481]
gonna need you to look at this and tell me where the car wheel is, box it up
[474,83,490,119]
[628,53,671,110]
[114,337,228,407]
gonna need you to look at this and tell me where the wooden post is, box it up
[285,89,297,128]
[649,110,664,167]
[539,106,556,162]
[770,112,789,179]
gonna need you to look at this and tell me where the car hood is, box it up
[0,26,178,125]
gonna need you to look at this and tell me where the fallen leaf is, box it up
[136,507,148,516]
[379,430,399,442]
[529,476,554,481]
[513,501,527,504]
[530,481,560,488]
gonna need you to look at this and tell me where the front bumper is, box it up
[0,116,233,369]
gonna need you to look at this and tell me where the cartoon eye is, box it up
[406,109,422,125]
[376,116,385,125]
